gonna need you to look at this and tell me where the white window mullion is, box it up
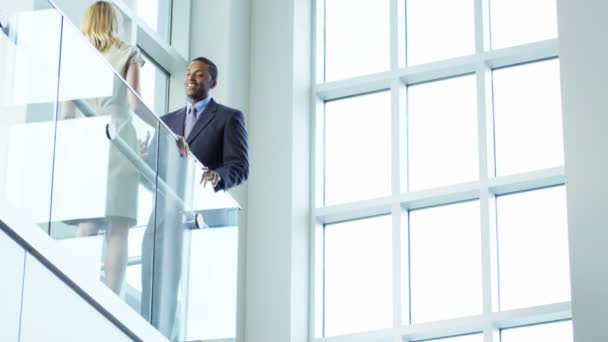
[480,189,499,342]
[477,42,499,341]
[315,0,326,84]
[474,0,491,53]
[391,203,403,342]
[390,0,406,70]
[484,323,500,342]
[311,0,325,338]
[311,221,325,339]
[391,78,404,335]
[476,63,495,180]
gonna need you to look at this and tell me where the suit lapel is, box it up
[162,107,187,136]
[186,99,218,144]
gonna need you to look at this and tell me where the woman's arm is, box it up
[125,62,142,113]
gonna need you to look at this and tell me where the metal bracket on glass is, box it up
[184,213,207,229]
[105,123,206,229]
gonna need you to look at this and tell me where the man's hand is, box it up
[138,131,151,158]
[201,167,221,188]
[176,136,189,157]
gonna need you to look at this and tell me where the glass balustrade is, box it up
[0,2,240,341]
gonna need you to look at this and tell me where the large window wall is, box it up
[312,0,571,341]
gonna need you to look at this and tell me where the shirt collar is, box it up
[186,97,212,120]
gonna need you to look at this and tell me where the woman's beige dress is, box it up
[87,42,144,226]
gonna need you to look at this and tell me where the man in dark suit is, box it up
[140,57,249,338]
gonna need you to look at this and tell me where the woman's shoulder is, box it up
[111,41,137,54]
[108,41,145,66]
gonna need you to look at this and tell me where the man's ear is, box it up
[210,80,218,89]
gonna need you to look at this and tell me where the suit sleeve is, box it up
[214,110,249,191]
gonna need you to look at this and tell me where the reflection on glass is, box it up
[325,0,390,81]
[493,60,564,176]
[409,201,482,323]
[501,321,573,342]
[325,92,391,205]
[490,0,558,50]
[324,216,392,336]
[417,334,483,342]
[407,75,478,191]
[497,186,570,311]
[0,8,61,229]
[406,0,475,65]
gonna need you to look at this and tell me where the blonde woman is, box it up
[62,1,144,294]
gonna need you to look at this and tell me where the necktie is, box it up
[184,106,197,138]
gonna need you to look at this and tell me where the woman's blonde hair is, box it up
[80,1,121,52]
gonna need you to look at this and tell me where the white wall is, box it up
[556,0,608,341]
[19,255,133,342]
[246,0,311,341]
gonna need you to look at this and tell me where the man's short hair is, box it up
[192,57,218,82]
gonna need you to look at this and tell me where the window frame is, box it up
[310,0,569,340]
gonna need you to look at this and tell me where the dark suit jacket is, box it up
[160,98,249,191]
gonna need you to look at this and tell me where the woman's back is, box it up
[88,41,144,121]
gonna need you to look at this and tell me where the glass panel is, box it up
[501,321,573,342]
[49,15,161,326]
[490,0,558,50]
[416,334,483,342]
[325,92,392,206]
[172,139,241,342]
[324,215,393,336]
[493,60,564,176]
[325,0,390,81]
[185,227,239,341]
[407,75,478,191]
[0,6,62,232]
[410,201,482,323]
[497,186,570,311]
[406,0,475,65]
[146,122,198,340]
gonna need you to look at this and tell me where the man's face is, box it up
[184,60,216,102]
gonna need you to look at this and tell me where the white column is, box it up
[556,1,608,341]
[245,0,311,341]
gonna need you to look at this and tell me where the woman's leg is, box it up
[104,216,131,294]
